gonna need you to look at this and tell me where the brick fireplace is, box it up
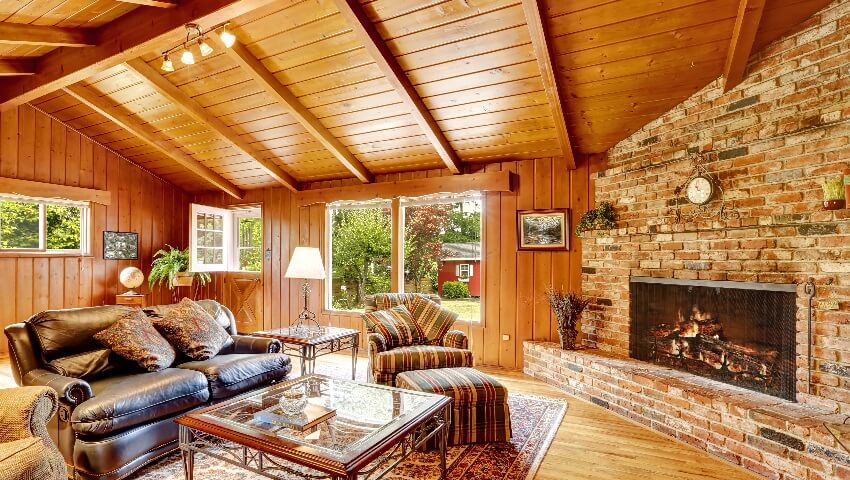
[524,1,850,478]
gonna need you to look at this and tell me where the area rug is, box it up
[131,393,566,480]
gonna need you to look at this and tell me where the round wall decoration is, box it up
[671,152,739,224]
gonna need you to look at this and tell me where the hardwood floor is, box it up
[0,355,758,480]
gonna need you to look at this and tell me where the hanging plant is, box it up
[148,245,211,290]
[575,201,617,235]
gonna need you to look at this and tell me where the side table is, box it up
[251,326,360,379]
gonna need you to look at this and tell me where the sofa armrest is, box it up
[230,335,282,354]
[367,332,388,356]
[0,386,57,443]
[22,369,92,407]
[442,330,469,350]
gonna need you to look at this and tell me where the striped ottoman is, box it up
[395,367,511,445]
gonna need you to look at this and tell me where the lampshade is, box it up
[284,247,326,280]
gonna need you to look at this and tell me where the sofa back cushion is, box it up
[27,305,133,361]
[364,293,441,314]
[362,305,425,348]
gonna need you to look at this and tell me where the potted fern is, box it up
[148,245,210,290]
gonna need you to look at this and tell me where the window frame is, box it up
[189,203,232,273]
[324,199,393,313]
[0,195,91,256]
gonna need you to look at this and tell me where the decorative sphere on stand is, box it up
[119,267,145,295]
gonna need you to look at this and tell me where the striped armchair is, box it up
[0,386,67,480]
[363,293,473,386]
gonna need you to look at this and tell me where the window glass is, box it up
[0,200,40,249]
[195,212,225,266]
[237,213,262,272]
[327,203,392,311]
[403,196,482,322]
[46,205,82,250]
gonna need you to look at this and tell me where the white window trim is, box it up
[0,195,91,255]
[190,203,232,273]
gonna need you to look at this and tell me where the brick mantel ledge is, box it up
[523,341,850,479]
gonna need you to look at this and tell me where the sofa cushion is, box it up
[373,346,473,374]
[45,348,122,380]
[364,293,440,314]
[176,353,290,400]
[410,296,458,344]
[95,309,176,372]
[362,305,424,348]
[145,299,236,335]
[71,368,209,436]
[153,298,232,361]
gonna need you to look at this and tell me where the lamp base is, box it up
[293,280,322,332]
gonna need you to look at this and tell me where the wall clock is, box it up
[671,152,739,224]
[685,175,715,205]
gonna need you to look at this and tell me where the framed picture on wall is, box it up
[517,209,570,251]
[103,231,139,260]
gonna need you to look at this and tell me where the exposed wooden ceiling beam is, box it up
[521,0,576,170]
[298,170,512,206]
[64,83,244,199]
[124,58,301,192]
[220,38,374,183]
[0,0,278,110]
[0,22,95,47]
[0,59,35,76]
[723,0,766,92]
[117,0,178,8]
[332,0,462,175]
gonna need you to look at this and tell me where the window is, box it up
[189,203,262,272]
[0,196,89,254]
[234,207,262,272]
[326,201,392,312]
[402,194,482,322]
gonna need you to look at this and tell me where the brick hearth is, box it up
[524,342,850,480]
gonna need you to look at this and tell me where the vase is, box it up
[556,314,579,350]
[824,199,846,210]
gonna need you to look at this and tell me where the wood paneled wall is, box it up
[197,157,592,369]
[0,104,190,352]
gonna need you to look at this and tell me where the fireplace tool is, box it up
[803,279,816,395]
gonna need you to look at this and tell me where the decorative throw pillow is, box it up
[411,296,459,345]
[94,309,176,372]
[153,298,232,360]
[362,305,425,348]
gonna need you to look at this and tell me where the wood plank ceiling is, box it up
[0,0,833,194]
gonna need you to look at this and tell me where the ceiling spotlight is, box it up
[181,46,195,65]
[220,24,236,48]
[160,53,174,72]
[198,38,214,57]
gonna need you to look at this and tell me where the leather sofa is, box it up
[5,300,291,480]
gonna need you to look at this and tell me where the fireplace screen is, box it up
[630,278,796,401]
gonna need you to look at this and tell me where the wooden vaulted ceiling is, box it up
[0,0,833,196]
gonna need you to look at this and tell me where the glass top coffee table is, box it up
[177,375,451,480]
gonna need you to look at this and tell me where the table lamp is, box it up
[284,247,326,330]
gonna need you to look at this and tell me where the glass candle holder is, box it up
[279,385,307,416]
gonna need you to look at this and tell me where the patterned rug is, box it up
[130,392,565,480]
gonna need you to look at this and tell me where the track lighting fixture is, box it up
[160,54,174,72]
[220,24,236,48]
[159,22,236,72]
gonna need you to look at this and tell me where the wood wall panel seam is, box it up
[221,39,374,183]
[520,0,575,170]
[124,58,301,192]
[63,83,244,199]
[332,0,463,174]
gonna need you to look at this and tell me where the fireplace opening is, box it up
[629,278,797,401]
